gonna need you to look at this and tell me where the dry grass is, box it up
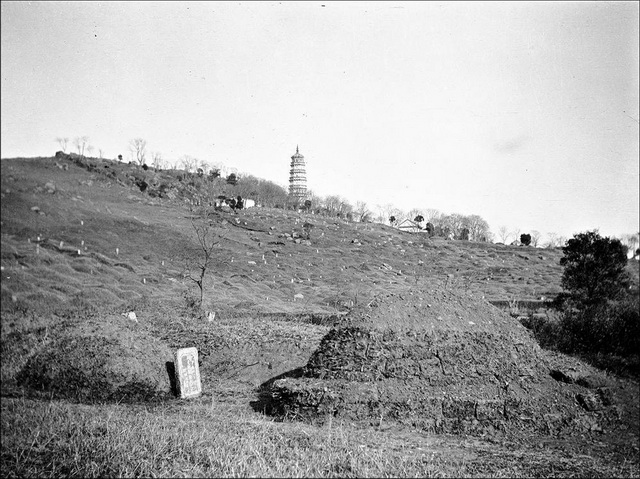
[3,396,637,478]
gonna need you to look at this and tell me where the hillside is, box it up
[2,154,638,477]
[0,154,565,319]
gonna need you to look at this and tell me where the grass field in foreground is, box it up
[3,394,638,479]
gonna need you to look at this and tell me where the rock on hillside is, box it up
[259,286,621,436]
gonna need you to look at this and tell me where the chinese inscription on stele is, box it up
[175,347,202,399]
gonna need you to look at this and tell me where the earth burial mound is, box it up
[259,286,620,436]
[15,315,175,403]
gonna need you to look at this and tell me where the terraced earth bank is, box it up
[259,287,630,438]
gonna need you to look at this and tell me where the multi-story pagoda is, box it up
[288,145,307,201]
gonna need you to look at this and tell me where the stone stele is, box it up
[175,347,202,399]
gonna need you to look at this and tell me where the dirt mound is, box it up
[16,315,174,403]
[259,287,622,436]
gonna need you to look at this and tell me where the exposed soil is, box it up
[258,286,637,442]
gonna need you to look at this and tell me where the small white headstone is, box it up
[175,347,202,399]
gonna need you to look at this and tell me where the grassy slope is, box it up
[0,155,567,320]
[2,156,638,478]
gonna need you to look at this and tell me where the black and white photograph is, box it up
[1,1,638,477]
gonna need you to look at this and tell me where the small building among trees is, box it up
[396,219,422,233]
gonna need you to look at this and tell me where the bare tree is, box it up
[378,203,406,224]
[423,208,443,224]
[375,203,397,224]
[545,232,566,248]
[407,208,423,222]
[389,207,404,223]
[511,228,521,245]
[180,155,198,173]
[55,137,69,153]
[199,159,210,174]
[497,226,511,244]
[441,213,466,238]
[354,201,372,222]
[337,197,353,219]
[305,189,322,211]
[530,230,542,247]
[466,214,492,241]
[323,195,342,216]
[129,138,147,165]
[86,145,94,157]
[97,148,104,159]
[151,151,163,171]
[73,136,90,157]
[620,232,639,258]
[212,162,228,178]
[184,217,226,309]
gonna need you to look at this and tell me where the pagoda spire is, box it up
[289,145,307,201]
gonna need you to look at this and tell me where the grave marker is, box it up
[175,347,202,399]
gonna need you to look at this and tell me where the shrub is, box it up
[226,173,238,186]
[558,292,640,356]
[560,230,630,307]
[521,230,639,377]
[518,312,562,350]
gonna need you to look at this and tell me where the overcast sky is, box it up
[2,1,638,242]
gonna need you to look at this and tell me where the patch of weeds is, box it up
[519,312,562,350]
[519,294,640,379]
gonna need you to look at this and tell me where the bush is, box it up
[520,291,640,377]
[560,230,630,307]
[518,312,562,350]
[558,291,639,356]
[519,230,639,378]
